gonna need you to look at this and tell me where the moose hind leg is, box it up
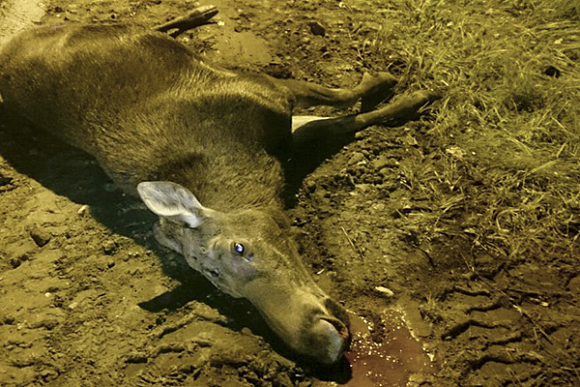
[278,72,397,109]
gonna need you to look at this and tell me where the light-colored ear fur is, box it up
[137,181,207,228]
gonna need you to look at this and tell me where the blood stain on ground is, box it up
[343,309,433,387]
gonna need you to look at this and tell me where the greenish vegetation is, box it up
[378,0,580,264]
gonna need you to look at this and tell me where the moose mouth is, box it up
[321,316,351,341]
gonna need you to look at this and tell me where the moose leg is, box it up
[154,5,218,37]
[283,90,439,201]
[292,90,438,153]
[278,72,398,110]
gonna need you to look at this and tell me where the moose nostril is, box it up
[321,317,350,340]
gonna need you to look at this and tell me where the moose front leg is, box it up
[291,90,439,153]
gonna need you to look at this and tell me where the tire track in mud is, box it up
[429,263,580,386]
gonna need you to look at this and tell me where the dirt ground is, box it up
[1,0,579,386]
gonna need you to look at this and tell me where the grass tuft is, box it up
[374,0,580,264]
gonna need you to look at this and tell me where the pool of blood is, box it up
[342,309,433,387]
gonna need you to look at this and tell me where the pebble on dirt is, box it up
[374,286,395,297]
[102,240,118,255]
[29,225,51,247]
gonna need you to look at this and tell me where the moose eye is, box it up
[233,242,245,255]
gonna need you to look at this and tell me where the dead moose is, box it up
[0,6,437,364]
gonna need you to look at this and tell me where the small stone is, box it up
[374,286,395,296]
[102,240,117,255]
[403,133,419,147]
[77,205,89,216]
[355,183,372,193]
[30,225,51,247]
[371,155,396,170]
[348,152,365,165]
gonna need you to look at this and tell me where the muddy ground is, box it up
[1,0,579,386]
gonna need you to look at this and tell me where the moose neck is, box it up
[160,148,286,213]
[127,94,290,213]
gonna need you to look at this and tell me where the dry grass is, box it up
[374,0,580,264]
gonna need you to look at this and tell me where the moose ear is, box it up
[137,181,208,228]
